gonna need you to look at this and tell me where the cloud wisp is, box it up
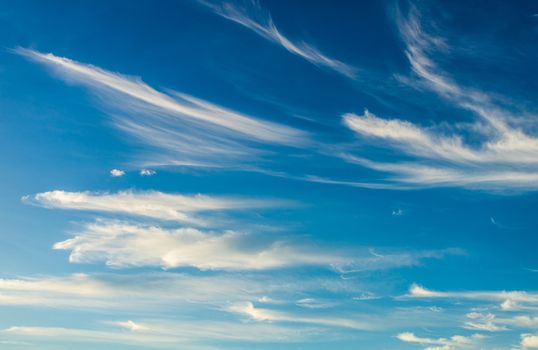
[0,272,363,310]
[23,190,282,226]
[15,48,308,168]
[408,284,538,305]
[197,0,357,79]
[229,301,371,330]
[0,272,389,345]
[338,4,538,191]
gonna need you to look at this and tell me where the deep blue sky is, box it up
[1,1,538,349]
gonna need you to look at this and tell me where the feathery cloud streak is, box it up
[339,4,538,190]
[24,190,283,226]
[409,284,538,303]
[15,48,307,167]
[229,301,371,330]
[197,0,357,79]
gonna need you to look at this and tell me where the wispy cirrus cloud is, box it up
[197,0,357,79]
[408,283,538,305]
[228,301,371,330]
[0,272,362,310]
[23,190,283,226]
[15,48,308,168]
[338,3,538,191]
[0,272,392,345]
[3,326,183,348]
[2,319,332,347]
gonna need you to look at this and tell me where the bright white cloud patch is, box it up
[522,334,538,348]
[198,0,357,79]
[109,169,125,177]
[23,190,280,225]
[51,220,446,271]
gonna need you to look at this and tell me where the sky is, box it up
[1,0,538,349]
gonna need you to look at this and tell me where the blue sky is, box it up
[1,0,538,349]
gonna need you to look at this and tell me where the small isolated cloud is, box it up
[139,169,156,176]
[392,208,404,216]
[112,320,146,332]
[110,169,125,177]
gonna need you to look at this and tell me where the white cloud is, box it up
[229,301,370,330]
[0,272,367,310]
[197,0,357,79]
[397,331,484,349]
[3,326,181,347]
[522,334,538,348]
[15,48,307,168]
[3,319,329,346]
[110,169,125,177]
[464,312,506,332]
[408,284,538,305]
[140,169,156,176]
[51,220,444,271]
[23,190,281,226]
[343,110,538,190]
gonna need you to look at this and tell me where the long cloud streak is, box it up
[197,0,357,79]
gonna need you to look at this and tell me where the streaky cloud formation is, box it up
[0,272,365,310]
[197,0,357,79]
[23,190,282,226]
[3,320,331,346]
[339,4,538,191]
[51,220,449,271]
[15,48,308,167]
[408,283,538,305]
[3,326,182,348]
[229,301,371,330]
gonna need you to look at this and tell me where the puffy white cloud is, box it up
[52,220,445,271]
[522,334,538,348]
[110,169,125,177]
